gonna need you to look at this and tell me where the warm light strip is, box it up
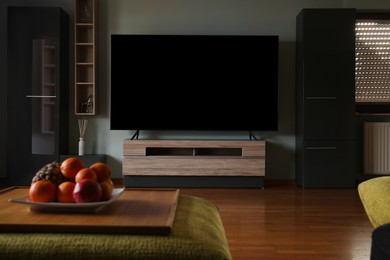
[356,20,390,103]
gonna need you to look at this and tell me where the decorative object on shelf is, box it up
[79,2,91,23]
[80,95,93,113]
[78,119,88,156]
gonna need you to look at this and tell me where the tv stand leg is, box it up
[131,130,140,140]
[249,131,259,140]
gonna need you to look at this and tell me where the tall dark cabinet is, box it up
[6,7,69,185]
[296,8,357,188]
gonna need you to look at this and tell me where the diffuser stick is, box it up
[78,119,88,138]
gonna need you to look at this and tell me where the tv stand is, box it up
[122,139,266,188]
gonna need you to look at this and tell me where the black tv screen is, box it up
[110,34,279,131]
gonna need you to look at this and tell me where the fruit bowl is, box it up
[9,188,125,213]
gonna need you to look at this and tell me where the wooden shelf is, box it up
[123,140,266,177]
[74,0,96,115]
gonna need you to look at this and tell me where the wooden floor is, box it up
[0,180,373,259]
[179,182,373,260]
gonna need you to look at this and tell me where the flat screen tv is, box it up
[110,34,279,131]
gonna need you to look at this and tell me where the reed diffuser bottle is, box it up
[78,119,88,156]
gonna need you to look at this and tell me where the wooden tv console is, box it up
[123,140,265,188]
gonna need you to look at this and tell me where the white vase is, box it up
[78,137,85,156]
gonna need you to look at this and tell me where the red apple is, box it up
[73,179,102,203]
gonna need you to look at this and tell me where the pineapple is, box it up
[32,161,67,186]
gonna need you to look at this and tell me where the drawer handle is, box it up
[305,147,338,150]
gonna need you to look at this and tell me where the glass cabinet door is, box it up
[30,38,57,155]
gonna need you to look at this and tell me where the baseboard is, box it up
[264,179,297,187]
